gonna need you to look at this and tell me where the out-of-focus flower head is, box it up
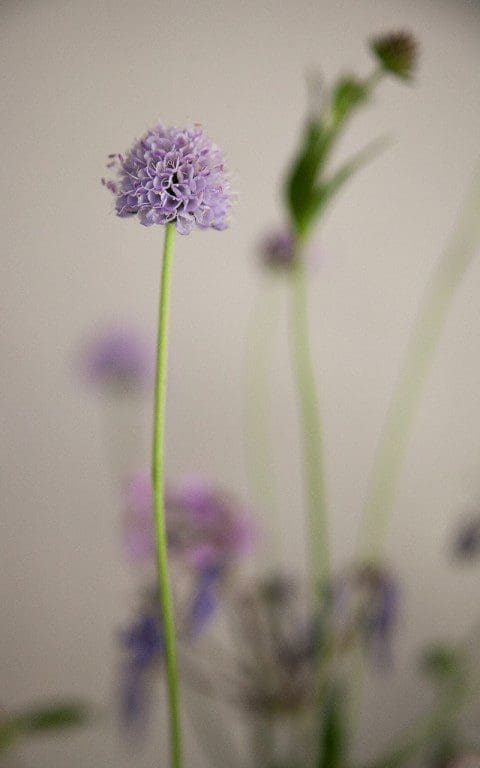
[258,226,325,273]
[370,31,418,80]
[259,228,296,270]
[80,326,152,391]
[103,124,231,235]
[124,472,254,572]
[166,476,253,570]
[334,564,399,666]
[453,514,480,560]
[186,575,321,714]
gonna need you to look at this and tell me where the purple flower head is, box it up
[453,514,480,560]
[81,326,152,391]
[166,476,254,570]
[259,228,296,270]
[123,472,254,571]
[103,124,231,235]
[258,226,325,272]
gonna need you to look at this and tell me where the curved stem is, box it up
[359,168,480,562]
[152,222,182,768]
[289,245,329,584]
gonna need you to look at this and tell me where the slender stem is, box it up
[359,168,480,562]
[152,222,182,768]
[289,243,329,584]
[244,278,282,566]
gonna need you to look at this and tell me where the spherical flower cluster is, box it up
[103,124,231,235]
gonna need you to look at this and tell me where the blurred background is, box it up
[1,0,480,766]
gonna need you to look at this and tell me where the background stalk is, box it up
[289,243,330,584]
[244,279,282,566]
[359,168,480,562]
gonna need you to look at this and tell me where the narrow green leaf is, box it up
[16,701,89,734]
[285,119,332,233]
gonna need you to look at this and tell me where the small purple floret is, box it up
[104,124,231,235]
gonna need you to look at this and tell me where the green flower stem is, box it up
[244,279,282,565]
[152,222,182,768]
[359,168,480,562]
[289,243,329,584]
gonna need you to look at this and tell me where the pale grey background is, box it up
[1,0,480,766]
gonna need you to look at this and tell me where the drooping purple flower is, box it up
[123,472,253,571]
[103,125,231,235]
[187,565,222,637]
[80,326,152,391]
[453,514,480,560]
[120,570,222,728]
[334,564,399,667]
[120,607,164,727]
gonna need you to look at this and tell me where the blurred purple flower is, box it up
[81,326,152,391]
[259,228,296,270]
[334,564,399,667]
[187,565,222,636]
[453,514,480,560]
[258,225,324,272]
[120,606,164,728]
[124,472,254,571]
[120,571,222,728]
[103,125,231,235]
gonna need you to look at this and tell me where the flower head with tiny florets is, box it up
[103,124,231,235]
[371,31,418,80]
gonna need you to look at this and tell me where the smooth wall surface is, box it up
[2,0,480,765]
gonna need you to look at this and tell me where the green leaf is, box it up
[420,644,464,684]
[285,118,331,233]
[0,721,20,753]
[16,701,89,734]
[317,683,347,768]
